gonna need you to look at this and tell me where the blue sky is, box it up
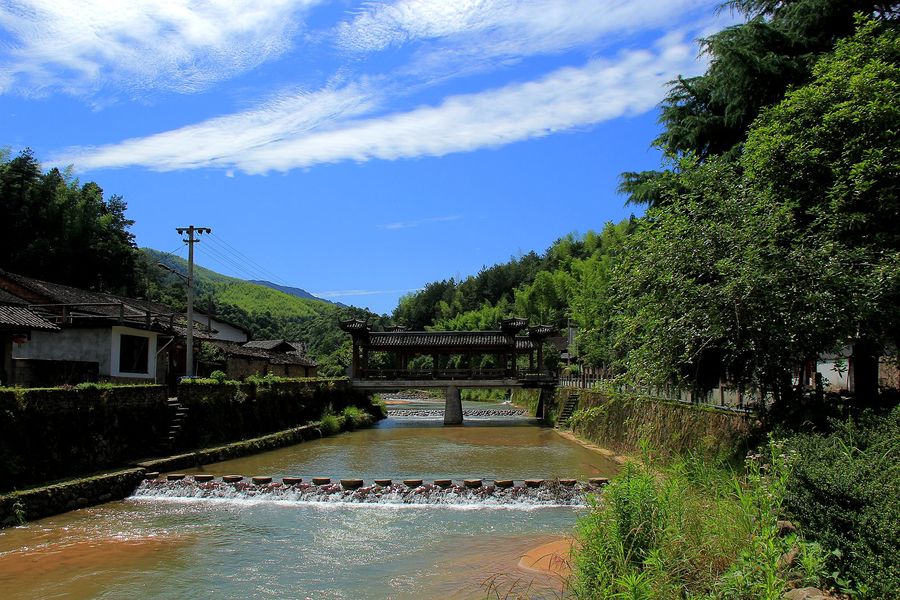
[1,0,735,314]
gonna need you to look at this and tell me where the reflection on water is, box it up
[0,401,613,599]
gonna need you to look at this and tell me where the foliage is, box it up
[782,408,900,597]
[594,20,900,403]
[319,413,341,436]
[340,405,366,430]
[209,370,228,383]
[654,0,897,160]
[572,442,827,599]
[0,148,142,293]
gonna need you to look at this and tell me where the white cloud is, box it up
[313,288,420,297]
[0,0,321,96]
[336,0,714,57]
[56,32,704,174]
[378,215,461,230]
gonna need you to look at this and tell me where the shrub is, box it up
[341,406,366,430]
[782,408,899,598]
[209,370,228,383]
[319,414,341,436]
[572,441,827,599]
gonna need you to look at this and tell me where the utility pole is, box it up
[176,225,211,377]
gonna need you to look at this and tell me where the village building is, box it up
[0,270,316,387]
[200,339,317,379]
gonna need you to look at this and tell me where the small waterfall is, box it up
[387,409,527,417]
[131,479,593,509]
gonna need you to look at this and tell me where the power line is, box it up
[206,233,292,286]
[196,242,261,281]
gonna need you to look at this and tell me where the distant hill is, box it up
[249,280,347,308]
[140,248,387,375]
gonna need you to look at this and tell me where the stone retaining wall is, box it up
[557,388,756,459]
[176,379,376,449]
[0,385,169,490]
[0,468,146,526]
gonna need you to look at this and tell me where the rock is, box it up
[312,477,331,486]
[783,588,828,600]
[251,476,272,485]
[589,477,610,487]
[777,520,798,537]
[282,477,303,485]
[778,546,800,570]
[97,493,112,502]
[341,479,364,490]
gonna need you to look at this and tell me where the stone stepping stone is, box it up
[222,475,244,483]
[403,479,424,488]
[312,477,331,485]
[193,474,214,482]
[283,477,303,485]
[252,476,272,485]
[464,479,482,489]
[494,479,514,488]
[589,477,610,487]
[373,479,392,487]
[144,472,160,480]
[559,479,577,487]
[341,479,364,490]
[524,479,544,488]
[166,474,185,481]
[433,479,452,488]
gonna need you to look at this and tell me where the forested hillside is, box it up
[396,10,899,410]
[143,249,386,375]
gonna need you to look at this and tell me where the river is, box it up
[0,396,617,599]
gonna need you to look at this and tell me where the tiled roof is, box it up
[244,339,308,353]
[206,339,317,367]
[0,289,26,305]
[367,331,516,349]
[0,306,60,331]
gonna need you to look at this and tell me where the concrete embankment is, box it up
[0,468,146,527]
[0,411,377,527]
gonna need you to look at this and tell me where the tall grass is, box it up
[572,440,828,599]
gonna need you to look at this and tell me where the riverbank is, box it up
[0,408,379,527]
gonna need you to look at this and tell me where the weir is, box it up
[133,476,607,507]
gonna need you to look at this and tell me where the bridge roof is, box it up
[366,330,527,350]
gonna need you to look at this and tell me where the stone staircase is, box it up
[556,393,580,427]
[161,397,189,452]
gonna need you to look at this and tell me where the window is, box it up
[119,334,149,374]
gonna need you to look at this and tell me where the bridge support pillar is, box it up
[537,386,555,422]
[444,385,463,425]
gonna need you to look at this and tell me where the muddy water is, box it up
[0,397,615,599]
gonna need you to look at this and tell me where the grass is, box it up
[571,439,830,599]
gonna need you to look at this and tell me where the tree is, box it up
[657,1,898,159]
[0,149,141,293]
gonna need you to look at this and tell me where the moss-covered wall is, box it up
[557,388,756,459]
[176,378,375,449]
[0,385,169,490]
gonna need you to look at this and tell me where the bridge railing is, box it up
[356,368,555,382]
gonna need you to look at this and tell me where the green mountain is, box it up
[140,248,388,375]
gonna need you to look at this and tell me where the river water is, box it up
[0,397,617,599]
